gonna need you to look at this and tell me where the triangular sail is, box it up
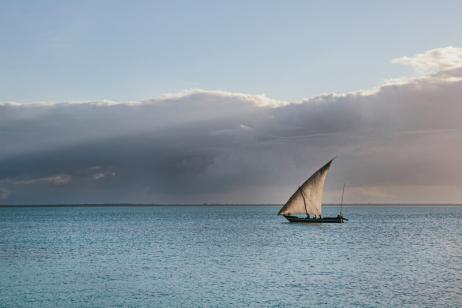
[278,159,334,217]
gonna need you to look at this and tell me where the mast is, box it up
[340,184,345,215]
[299,186,309,217]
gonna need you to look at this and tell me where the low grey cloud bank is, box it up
[1,47,462,204]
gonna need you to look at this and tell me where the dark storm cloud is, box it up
[2,50,462,204]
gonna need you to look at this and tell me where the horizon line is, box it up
[1,203,462,207]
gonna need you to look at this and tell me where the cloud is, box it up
[93,171,116,180]
[158,89,287,108]
[392,46,462,74]
[1,47,462,204]
[14,174,72,186]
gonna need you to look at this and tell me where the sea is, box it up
[0,205,461,307]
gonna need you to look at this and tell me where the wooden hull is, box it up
[283,215,347,223]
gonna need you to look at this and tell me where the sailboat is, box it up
[278,158,348,223]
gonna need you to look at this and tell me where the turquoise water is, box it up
[1,206,461,307]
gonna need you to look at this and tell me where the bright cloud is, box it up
[392,46,462,74]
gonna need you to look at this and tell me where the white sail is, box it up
[278,159,334,217]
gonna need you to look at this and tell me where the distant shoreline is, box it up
[1,203,462,207]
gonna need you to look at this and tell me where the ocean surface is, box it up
[1,205,461,307]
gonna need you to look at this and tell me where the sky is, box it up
[1,1,462,204]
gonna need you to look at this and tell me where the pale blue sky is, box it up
[1,0,462,102]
